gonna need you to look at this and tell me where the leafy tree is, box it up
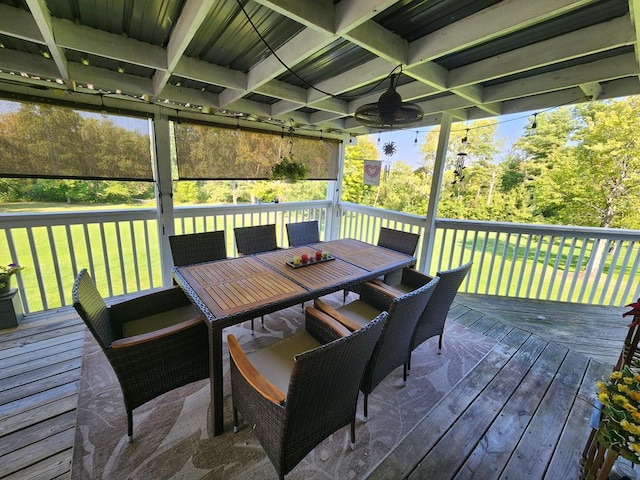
[342,137,378,204]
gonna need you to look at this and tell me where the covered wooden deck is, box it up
[0,295,628,479]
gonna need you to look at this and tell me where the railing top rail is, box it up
[0,208,158,227]
[339,202,427,226]
[436,218,640,240]
[174,200,330,217]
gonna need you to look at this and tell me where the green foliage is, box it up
[271,157,309,182]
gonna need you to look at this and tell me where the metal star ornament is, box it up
[383,141,397,157]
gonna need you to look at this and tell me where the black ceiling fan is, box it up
[354,69,424,129]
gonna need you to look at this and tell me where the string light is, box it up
[530,113,538,135]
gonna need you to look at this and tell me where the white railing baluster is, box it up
[537,236,554,300]
[556,237,575,302]
[46,225,65,307]
[495,233,510,296]
[485,231,500,295]
[599,240,623,305]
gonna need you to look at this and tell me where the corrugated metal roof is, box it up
[0,0,636,136]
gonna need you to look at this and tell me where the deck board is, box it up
[0,295,624,480]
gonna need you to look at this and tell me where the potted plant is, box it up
[271,157,309,183]
[0,263,25,295]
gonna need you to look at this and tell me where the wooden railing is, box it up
[339,203,640,307]
[0,201,330,313]
[2,200,639,313]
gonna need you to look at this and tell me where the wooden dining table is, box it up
[173,238,416,436]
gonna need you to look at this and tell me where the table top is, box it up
[316,238,414,271]
[257,246,368,290]
[173,238,415,327]
[176,256,307,318]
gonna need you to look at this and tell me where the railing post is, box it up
[419,113,452,273]
[151,109,176,287]
[326,139,346,241]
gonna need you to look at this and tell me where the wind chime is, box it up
[453,130,468,184]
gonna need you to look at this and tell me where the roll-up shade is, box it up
[174,121,339,180]
[0,100,153,181]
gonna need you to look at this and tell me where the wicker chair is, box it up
[72,269,209,442]
[169,230,227,266]
[344,226,421,302]
[286,220,320,246]
[310,276,439,419]
[371,262,472,368]
[234,224,279,255]
[228,310,386,480]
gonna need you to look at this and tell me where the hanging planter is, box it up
[271,157,309,183]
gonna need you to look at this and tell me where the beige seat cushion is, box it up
[246,331,320,395]
[122,304,202,337]
[338,301,383,329]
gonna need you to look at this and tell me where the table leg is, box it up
[209,325,224,436]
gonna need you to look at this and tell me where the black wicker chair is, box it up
[72,269,209,442]
[286,220,320,246]
[371,262,472,367]
[234,224,279,255]
[344,226,421,302]
[310,276,439,420]
[228,310,386,480]
[169,230,227,266]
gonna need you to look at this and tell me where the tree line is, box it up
[344,96,640,229]
[1,97,639,230]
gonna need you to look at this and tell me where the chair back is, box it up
[72,269,114,349]
[411,261,472,351]
[377,227,420,256]
[234,224,279,255]
[362,276,439,394]
[169,230,226,266]
[286,220,320,246]
[283,312,387,474]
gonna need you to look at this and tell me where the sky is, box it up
[367,111,535,169]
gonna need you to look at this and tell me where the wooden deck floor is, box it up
[0,295,629,479]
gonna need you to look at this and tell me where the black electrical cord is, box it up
[235,0,400,101]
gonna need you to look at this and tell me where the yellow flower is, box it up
[631,443,640,455]
[612,371,624,380]
[625,377,635,385]
[632,412,640,423]
[619,384,630,394]
[634,374,640,382]
[599,392,610,405]
[597,381,606,390]
[624,402,639,413]
[613,394,628,405]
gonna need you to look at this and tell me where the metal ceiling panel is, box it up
[0,0,635,136]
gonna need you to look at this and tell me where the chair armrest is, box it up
[370,279,407,297]
[305,306,352,342]
[111,315,203,348]
[313,298,361,332]
[227,334,285,406]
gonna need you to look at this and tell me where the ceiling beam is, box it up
[447,15,635,88]
[151,0,216,101]
[629,0,640,81]
[409,0,597,64]
[483,52,639,103]
[25,0,70,86]
[53,18,167,71]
